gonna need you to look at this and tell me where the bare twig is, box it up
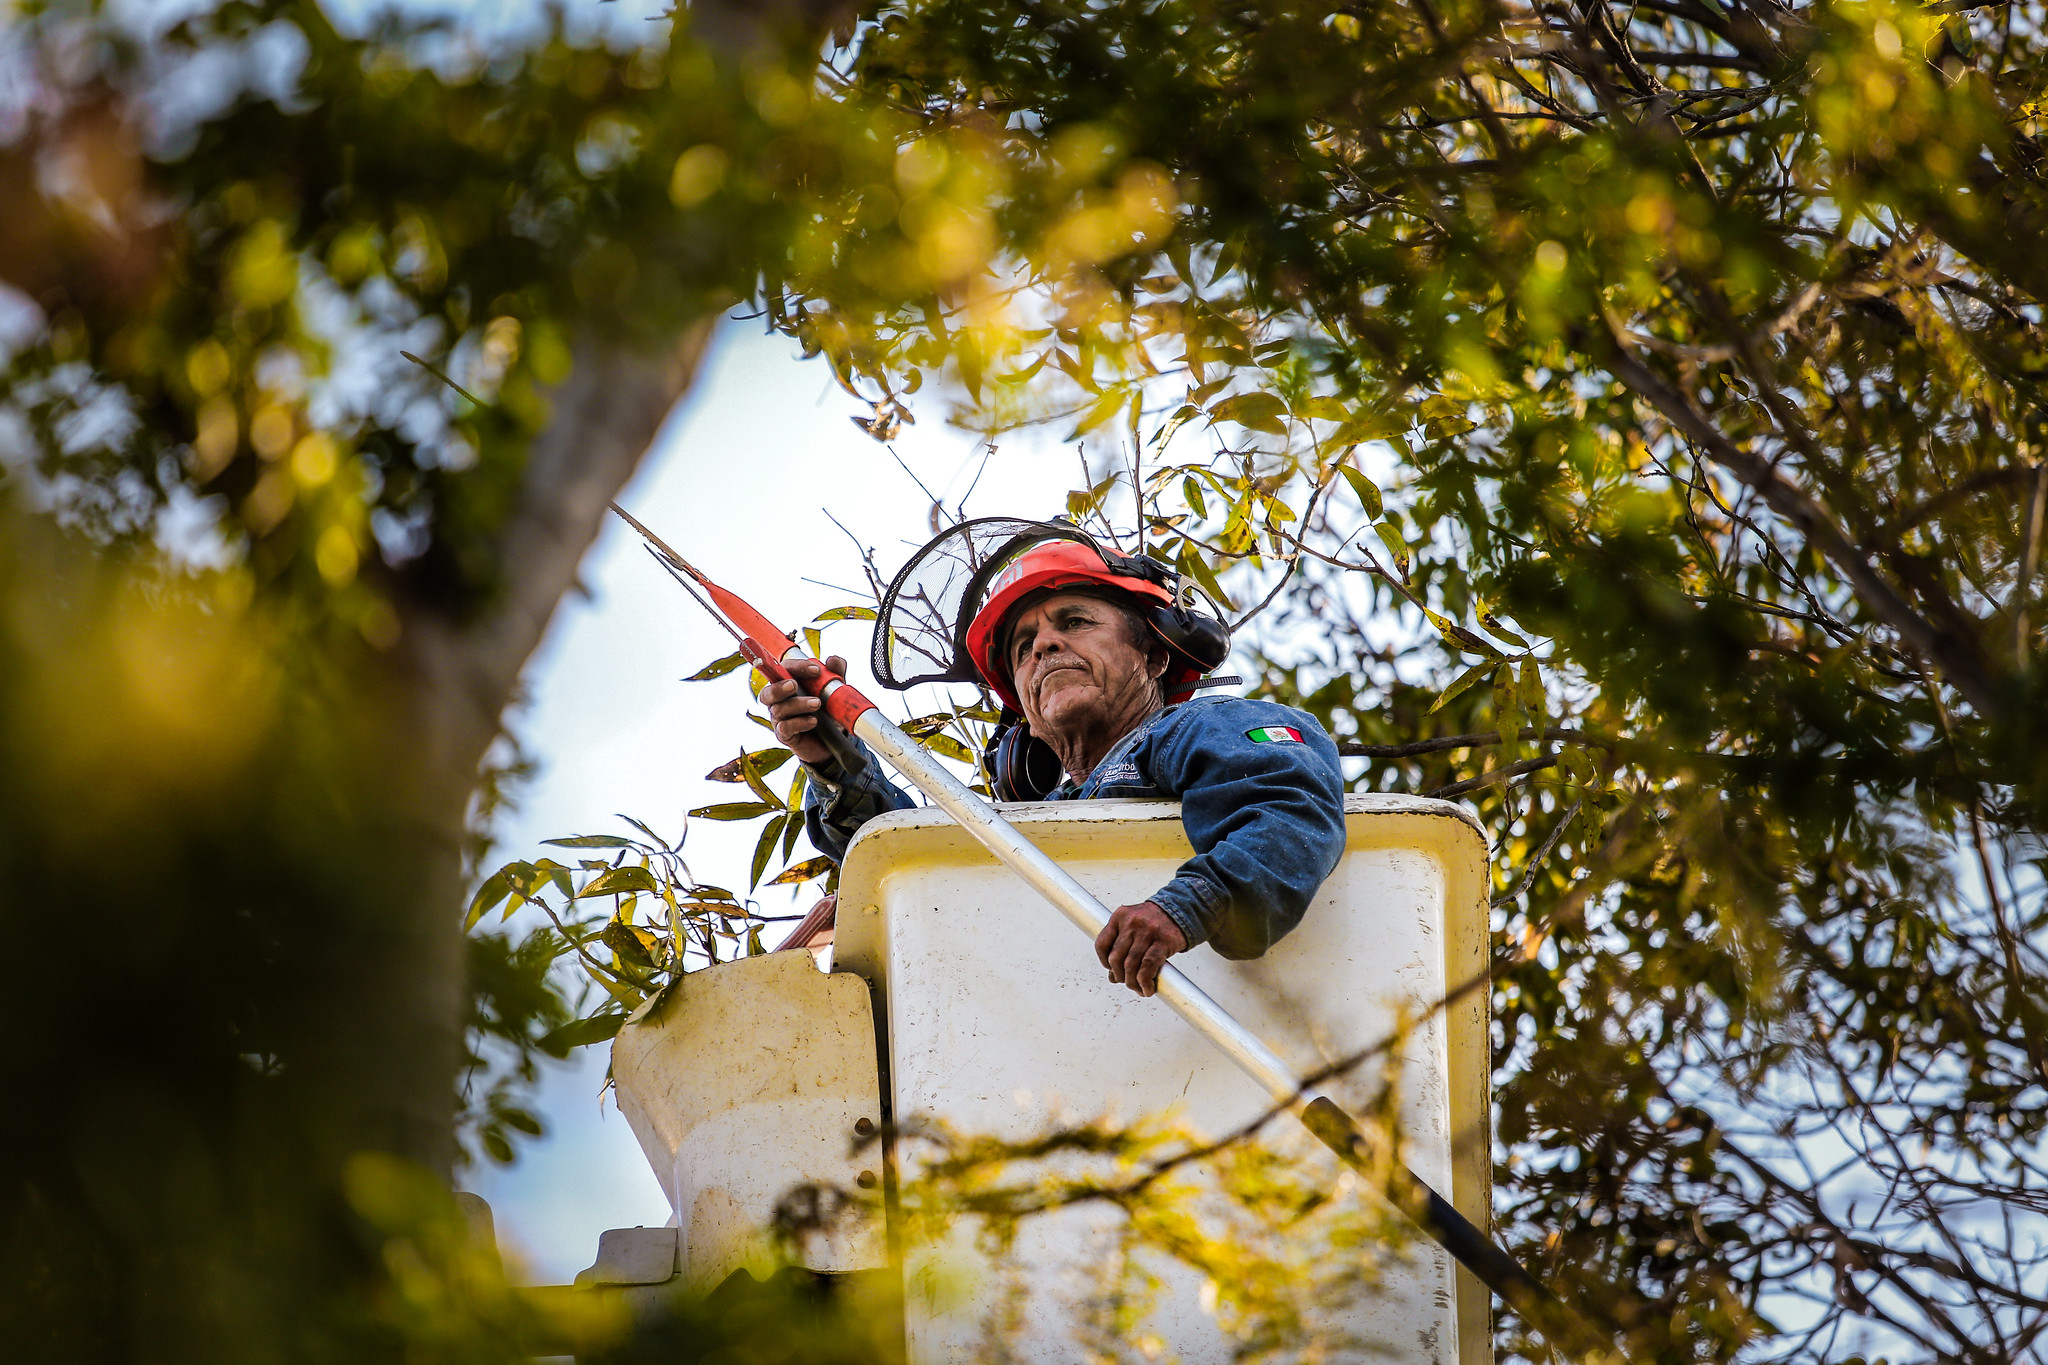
[1493,796,1587,907]
[1338,726,1613,758]
[1425,754,1557,799]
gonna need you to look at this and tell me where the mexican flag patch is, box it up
[1246,726,1304,744]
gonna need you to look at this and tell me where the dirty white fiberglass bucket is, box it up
[834,792,1491,1365]
[612,793,1489,1364]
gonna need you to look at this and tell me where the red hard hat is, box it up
[964,539,1195,712]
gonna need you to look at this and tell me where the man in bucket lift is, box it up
[764,527,1346,999]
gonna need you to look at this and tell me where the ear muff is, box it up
[1144,601,1231,676]
[982,709,1065,802]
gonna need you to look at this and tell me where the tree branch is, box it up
[1596,329,2009,721]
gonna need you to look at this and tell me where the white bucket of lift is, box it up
[612,793,1488,1364]
[610,950,886,1291]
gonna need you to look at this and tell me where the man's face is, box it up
[1007,591,1161,736]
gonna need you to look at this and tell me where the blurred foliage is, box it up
[875,1100,1423,1361]
[0,0,915,1358]
[9,0,2048,1360]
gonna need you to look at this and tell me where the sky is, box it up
[464,317,1086,1284]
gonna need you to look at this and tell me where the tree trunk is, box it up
[334,324,716,1176]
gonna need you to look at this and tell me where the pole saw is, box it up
[609,503,1619,1365]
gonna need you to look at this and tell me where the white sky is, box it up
[466,318,1086,1283]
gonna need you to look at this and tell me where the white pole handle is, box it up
[852,709,1316,1115]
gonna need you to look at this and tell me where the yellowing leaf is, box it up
[1478,611,1531,649]
[1372,523,1411,582]
[705,747,792,783]
[737,749,787,808]
[921,732,977,763]
[685,650,745,682]
[465,868,511,931]
[1069,386,1130,438]
[1338,464,1383,519]
[579,865,660,898]
[689,801,778,821]
[750,813,790,890]
[1329,411,1411,446]
[1428,660,1499,715]
[767,855,835,886]
[1208,391,1288,434]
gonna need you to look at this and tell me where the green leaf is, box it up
[498,1107,543,1137]
[1182,475,1207,520]
[750,813,789,890]
[465,868,511,931]
[579,865,660,898]
[1428,660,1498,715]
[767,855,835,886]
[690,801,778,821]
[1208,391,1288,434]
[814,605,878,622]
[531,859,576,903]
[746,924,766,956]
[617,814,671,849]
[539,1011,628,1058]
[1337,463,1383,519]
[685,650,746,682]
[1177,544,1237,611]
[541,834,636,849]
[1068,386,1130,438]
[1329,411,1412,446]
[1372,522,1411,582]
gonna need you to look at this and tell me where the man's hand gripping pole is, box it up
[609,506,1622,1365]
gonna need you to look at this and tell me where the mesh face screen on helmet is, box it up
[870,518,1097,691]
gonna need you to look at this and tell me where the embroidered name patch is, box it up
[1246,726,1304,744]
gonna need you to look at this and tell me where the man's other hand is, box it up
[762,656,849,767]
[1095,901,1187,998]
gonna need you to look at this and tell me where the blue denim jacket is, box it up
[803,695,1347,959]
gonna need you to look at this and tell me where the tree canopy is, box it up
[5,0,2048,1361]
[771,2,2048,1358]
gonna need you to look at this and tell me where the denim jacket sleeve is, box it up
[1140,698,1347,960]
[801,738,917,864]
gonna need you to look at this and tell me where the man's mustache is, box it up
[1027,659,1089,695]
